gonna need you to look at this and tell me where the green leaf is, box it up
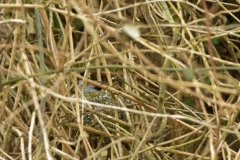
[183,97,193,107]
[6,13,12,19]
[237,112,240,120]
[183,68,194,81]
[211,37,221,45]
[221,120,228,126]
[53,14,60,28]
[202,76,211,85]
[197,21,203,25]
[73,19,84,28]
[231,20,239,24]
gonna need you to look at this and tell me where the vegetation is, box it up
[0,0,240,159]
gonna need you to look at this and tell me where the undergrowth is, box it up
[0,0,240,159]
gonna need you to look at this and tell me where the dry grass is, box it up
[1,0,240,159]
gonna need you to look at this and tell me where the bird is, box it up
[77,80,102,94]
